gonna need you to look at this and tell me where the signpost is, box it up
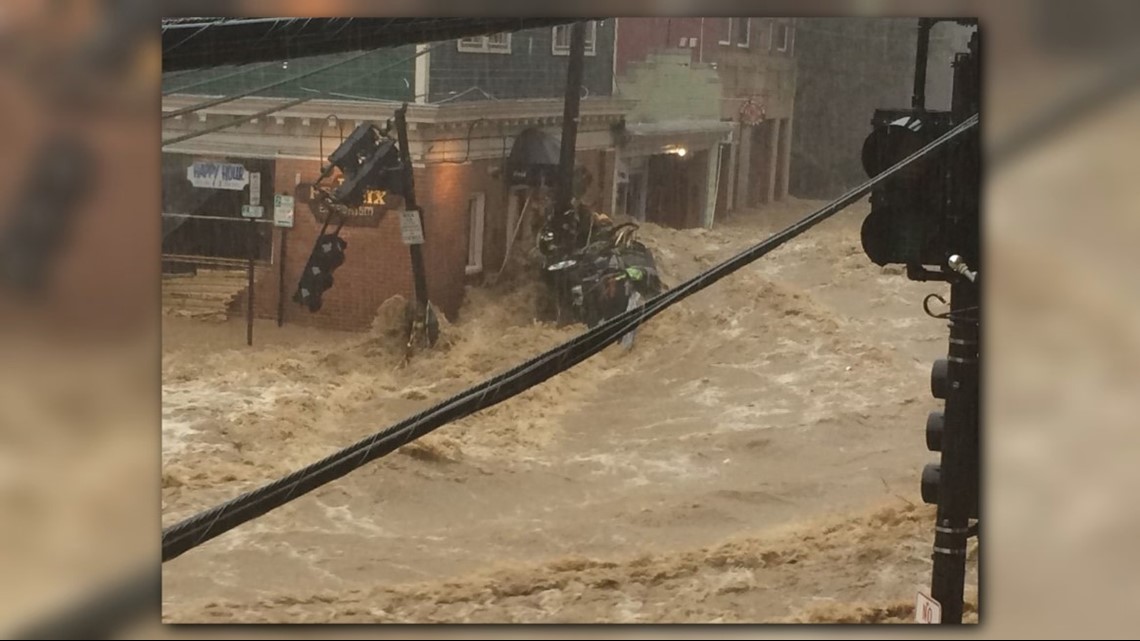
[273,194,294,327]
[241,204,262,346]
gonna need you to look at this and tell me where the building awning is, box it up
[620,119,733,157]
[623,120,734,137]
[506,127,560,186]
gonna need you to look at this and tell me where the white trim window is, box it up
[735,17,751,48]
[719,18,732,45]
[552,21,598,56]
[773,22,792,53]
[458,32,512,54]
[466,193,486,275]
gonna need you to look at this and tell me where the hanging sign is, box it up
[295,182,391,227]
[738,97,767,126]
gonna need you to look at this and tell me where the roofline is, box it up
[161,95,635,126]
[161,18,598,72]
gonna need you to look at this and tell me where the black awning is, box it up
[506,127,560,186]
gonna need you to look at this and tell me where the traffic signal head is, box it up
[324,123,406,206]
[293,233,348,313]
[860,110,953,269]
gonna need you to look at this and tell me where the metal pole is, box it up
[395,104,429,309]
[277,227,287,327]
[246,218,255,346]
[555,21,586,221]
[930,29,981,625]
[912,18,933,111]
[930,276,978,624]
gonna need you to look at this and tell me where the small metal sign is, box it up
[249,172,261,206]
[915,592,942,624]
[241,205,264,219]
[399,209,424,245]
[273,194,295,228]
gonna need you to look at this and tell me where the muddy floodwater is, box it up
[161,198,978,623]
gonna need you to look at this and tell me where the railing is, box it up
[161,212,276,269]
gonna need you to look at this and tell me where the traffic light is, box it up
[293,233,347,312]
[920,355,979,520]
[324,122,405,206]
[859,109,954,269]
[921,358,948,505]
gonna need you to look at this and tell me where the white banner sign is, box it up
[187,162,249,191]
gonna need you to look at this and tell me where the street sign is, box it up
[399,209,424,245]
[249,172,261,206]
[916,592,942,624]
[187,162,248,191]
[273,194,295,228]
[241,205,264,219]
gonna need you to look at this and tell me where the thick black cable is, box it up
[162,113,978,563]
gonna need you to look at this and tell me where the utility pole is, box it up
[394,104,438,353]
[394,104,429,314]
[927,28,981,625]
[912,18,934,111]
[554,21,586,226]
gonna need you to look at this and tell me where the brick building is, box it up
[612,17,798,224]
[163,103,629,332]
[163,21,632,332]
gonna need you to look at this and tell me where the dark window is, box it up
[774,23,791,52]
[736,18,751,47]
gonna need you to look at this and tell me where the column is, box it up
[702,145,719,228]
[779,117,794,200]
[766,118,781,203]
[414,44,431,103]
[636,159,649,221]
[734,124,752,210]
[724,128,738,213]
[609,149,621,215]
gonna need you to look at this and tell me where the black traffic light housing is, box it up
[921,355,979,521]
[860,109,955,270]
[294,120,408,314]
[293,233,347,313]
[325,122,405,206]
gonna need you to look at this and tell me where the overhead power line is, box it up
[162,60,281,96]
